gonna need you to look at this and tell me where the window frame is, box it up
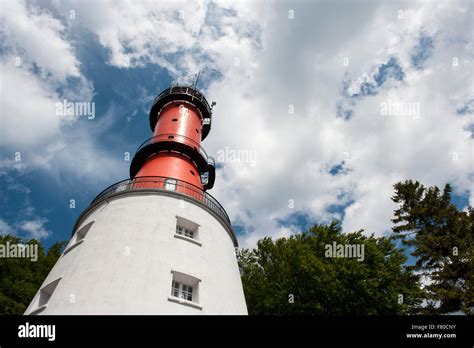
[171,280,194,302]
[174,216,201,246]
[63,221,95,255]
[27,277,62,315]
[164,178,177,191]
[168,270,202,310]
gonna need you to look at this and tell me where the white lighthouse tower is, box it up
[25,85,248,315]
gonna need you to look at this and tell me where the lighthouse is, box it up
[25,85,248,315]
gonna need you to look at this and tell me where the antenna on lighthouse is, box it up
[194,70,201,89]
[172,71,201,89]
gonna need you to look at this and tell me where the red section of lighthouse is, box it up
[130,85,216,194]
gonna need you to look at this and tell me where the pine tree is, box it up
[391,180,473,314]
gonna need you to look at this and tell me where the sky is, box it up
[0,0,473,251]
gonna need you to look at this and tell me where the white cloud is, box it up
[0,0,93,148]
[203,0,474,247]
[0,218,14,235]
[1,0,472,249]
[0,0,81,82]
[0,0,126,190]
[45,0,473,248]
[0,59,60,148]
[50,0,263,77]
[19,217,51,240]
[0,216,51,240]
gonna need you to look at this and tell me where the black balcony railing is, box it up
[129,134,216,187]
[90,176,231,229]
[149,86,213,140]
[153,86,212,116]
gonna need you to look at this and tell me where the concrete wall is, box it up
[25,192,248,315]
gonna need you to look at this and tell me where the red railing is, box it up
[91,176,231,228]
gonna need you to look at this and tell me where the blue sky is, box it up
[0,34,173,248]
[0,0,473,251]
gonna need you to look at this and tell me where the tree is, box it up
[0,235,66,314]
[237,221,422,315]
[391,180,474,314]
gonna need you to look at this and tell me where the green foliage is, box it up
[2,179,470,316]
[0,235,66,314]
[238,221,423,315]
[392,180,474,314]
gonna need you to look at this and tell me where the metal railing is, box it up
[91,176,231,228]
[152,86,212,116]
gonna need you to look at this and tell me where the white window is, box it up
[172,280,194,301]
[27,277,62,315]
[63,221,94,255]
[176,225,194,239]
[200,172,209,186]
[175,216,201,246]
[168,271,201,310]
[164,179,177,191]
[75,221,94,244]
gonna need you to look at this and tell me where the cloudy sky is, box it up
[0,0,473,250]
